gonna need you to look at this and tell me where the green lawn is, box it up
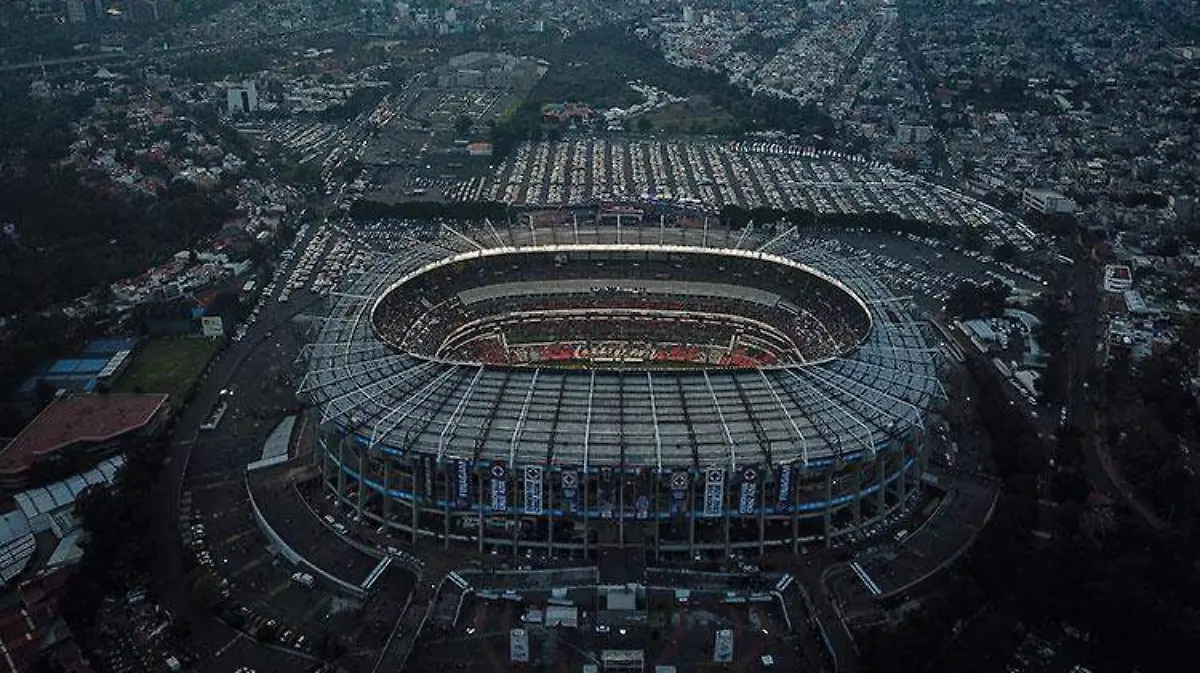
[113,338,221,404]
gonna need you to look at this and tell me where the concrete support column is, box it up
[618,470,626,548]
[790,467,799,554]
[336,440,346,502]
[875,453,886,514]
[356,448,366,519]
[382,460,391,527]
[757,474,765,558]
[723,478,732,560]
[410,457,418,546]
[687,473,696,559]
[444,462,452,550]
[547,471,555,554]
[823,471,833,549]
[653,471,661,564]
[582,471,590,559]
[319,433,329,491]
[477,469,485,554]
[852,461,863,528]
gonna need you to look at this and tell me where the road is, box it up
[149,220,330,664]
[0,15,360,76]
[1059,241,1167,527]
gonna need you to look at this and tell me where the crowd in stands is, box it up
[374,250,871,367]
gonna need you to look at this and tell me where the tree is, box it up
[255,622,279,642]
[1049,470,1089,504]
[35,379,58,405]
[454,114,473,137]
[636,117,654,133]
[192,572,225,612]
[962,227,986,251]
[993,242,1018,262]
[945,280,1011,318]
[60,437,167,632]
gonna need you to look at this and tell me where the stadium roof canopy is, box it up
[301,230,943,472]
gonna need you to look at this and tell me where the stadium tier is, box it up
[300,218,943,556]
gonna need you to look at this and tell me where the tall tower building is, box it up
[226,81,259,115]
[67,0,88,23]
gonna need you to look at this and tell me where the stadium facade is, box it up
[299,215,943,558]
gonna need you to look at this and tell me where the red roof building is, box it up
[0,394,169,492]
[0,566,93,673]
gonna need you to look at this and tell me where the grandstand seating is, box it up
[374,248,870,368]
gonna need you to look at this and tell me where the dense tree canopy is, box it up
[865,347,1200,673]
[0,88,236,316]
[945,279,1011,318]
[61,436,168,631]
[488,25,839,160]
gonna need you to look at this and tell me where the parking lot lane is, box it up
[229,554,267,579]
[267,580,292,598]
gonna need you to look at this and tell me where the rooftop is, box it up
[0,394,168,475]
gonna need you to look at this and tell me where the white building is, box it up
[896,123,934,144]
[226,81,259,115]
[1022,188,1076,215]
[66,0,87,23]
[1102,264,1134,293]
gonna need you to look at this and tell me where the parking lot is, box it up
[408,586,804,673]
[472,138,1039,252]
[174,267,416,670]
[790,229,1045,313]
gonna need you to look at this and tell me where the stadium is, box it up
[299,212,943,559]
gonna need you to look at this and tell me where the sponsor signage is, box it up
[510,629,529,663]
[201,316,224,338]
[455,460,470,507]
[523,466,544,515]
[714,629,734,663]
[490,463,508,512]
[703,467,724,518]
[738,467,757,515]
[777,463,793,511]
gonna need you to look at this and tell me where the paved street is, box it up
[149,219,332,669]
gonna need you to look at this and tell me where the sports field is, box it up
[113,338,221,403]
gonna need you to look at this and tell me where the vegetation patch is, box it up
[636,95,737,135]
[113,338,221,404]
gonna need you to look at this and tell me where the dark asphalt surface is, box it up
[149,222,329,670]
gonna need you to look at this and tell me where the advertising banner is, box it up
[201,316,224,338]
[489,463,508,512]
[738,467,758,515]
[776,463,793,512]
[702,467,724,518]
[523,466,544,515]
[454,460,470,508]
